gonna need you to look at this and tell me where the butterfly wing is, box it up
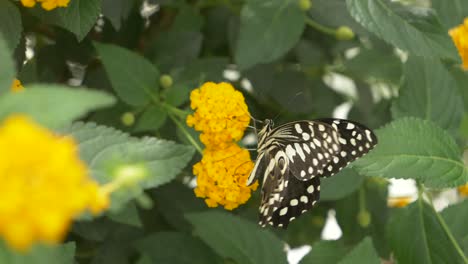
[267,121,341,181]
[258,148,320,228]
[315,118,378,178]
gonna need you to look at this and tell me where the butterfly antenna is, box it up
[272,92,303,122]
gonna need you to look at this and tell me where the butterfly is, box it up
[246,118,377,228]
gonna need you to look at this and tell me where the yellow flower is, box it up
[186,82,250,148]
[0,115,108,251]
[449,18,468,70]
[193,143,258,210]
[10,79,24,92]
[20,0,70,10]
[388,196,413,208]
[458,184,468,196]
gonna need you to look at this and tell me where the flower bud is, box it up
[121,112,135,126]
[298,0,312,11]
[160,74,173,89]
[336,26,355,40]
[357,210,371,228]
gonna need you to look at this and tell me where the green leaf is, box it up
[245,65,342,115]
[432,0,468,30]
[34,0,101,41]
[353,117,468,188]
[308,0,367,36]
[108,202,142,227]
[442,199,468,244]
[95,42,159,106]
[338,237,380,264]
[235,0,305,70]
[0,1,22,50]
[446,64,468,113]
[134,232,219,264]
[0,35,14,93]
[151,182,206,232]
[133,105,167,132]
[0,242,75,264]
[388,200,462,263]
[186,211,288,264]
[172,6,204,32]
[300,240,350,264]
[335,178,390,258]
[283,205,328,247]
[0,85,115,128]
[344,48,402,84]
[149,31,203,72]
[320,169,364,201]
[102,0,134,30]
[392,56,464,131]
[59,122,195,209]
[346,0,459,61]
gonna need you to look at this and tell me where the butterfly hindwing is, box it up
[259,149,320,228]
[316,119,378,178]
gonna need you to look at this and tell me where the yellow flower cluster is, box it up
[194,145,258,210]
[187,82,250,149]
[20,0,70,11]
[0,115,108,250]
[449,18,468,70]
[10,79,24,92]
[187,82,257,210]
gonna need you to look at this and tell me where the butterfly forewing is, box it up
[253,118,377,228]
[315,118,378,177]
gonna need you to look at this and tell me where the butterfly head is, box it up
[256,119,274,152]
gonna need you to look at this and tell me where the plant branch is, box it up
[168,112,203,154]
[305,17,336,36]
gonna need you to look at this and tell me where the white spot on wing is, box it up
[279,207,288,216]
[346,123,355,130]
[286,145,296,162]
[295,123,303,133]
[295,143,306,161]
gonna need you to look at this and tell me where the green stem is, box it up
[305,17,337,36]
[163,103,191,119]
[168,113,203,154]
[418,183,468,264]
[359,186,366,213]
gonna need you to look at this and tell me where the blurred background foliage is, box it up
[1,0,468,263]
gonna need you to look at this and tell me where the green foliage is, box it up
[59,122,195,210]
[353,118,467,188]
[392,56,464,131]
[95,42,159,106]
[388,201,463,263]
[0,242,75,264]
[0,85,115,128]
[0,1,22,50]
[346,0,459,61]
[235,0,305,70]
[186,211,288,264]
[2,0,468,263]
[0,36,14,94]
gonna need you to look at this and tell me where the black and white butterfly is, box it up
[246,118,377,228]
